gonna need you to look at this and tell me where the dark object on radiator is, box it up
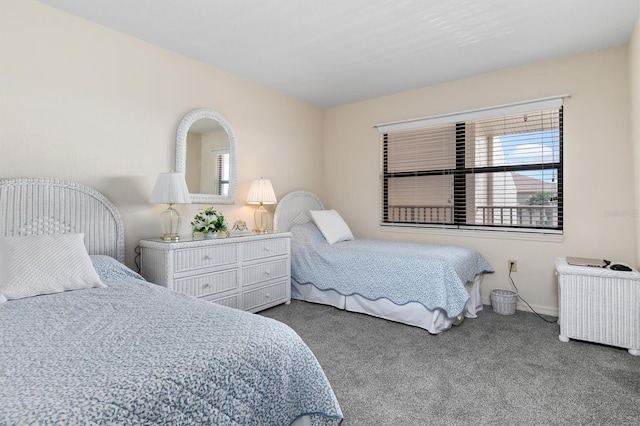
[609,264,633,272]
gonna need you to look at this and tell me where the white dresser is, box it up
[139,232,291,313]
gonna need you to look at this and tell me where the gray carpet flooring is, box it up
[260,300,640,425]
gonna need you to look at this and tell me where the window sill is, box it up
[379,224,564,243]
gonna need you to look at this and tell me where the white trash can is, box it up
[490,289,518,315]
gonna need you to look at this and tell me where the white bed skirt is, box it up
[292,415,312,426]
[291,275,484,334]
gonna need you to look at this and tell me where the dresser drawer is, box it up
[242,259,288,287]
[243,281,289,311]
[203,293,240,309]
[173,269,238,297]
[243,238,288,261]
[174,244,237,273]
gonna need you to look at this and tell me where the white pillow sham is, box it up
[309,209,354,244]
[0,233,105,303]
[291,212,311,226]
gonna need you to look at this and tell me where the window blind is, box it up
[378,97,564,233]
[213,151,230,196]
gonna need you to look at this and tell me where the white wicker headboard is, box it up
[273,191,324,232]
[0,178,125,263]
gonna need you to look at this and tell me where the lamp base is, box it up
[159,204,183,242]
[253,204,271,234]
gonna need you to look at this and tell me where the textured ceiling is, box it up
[38,0,640,108]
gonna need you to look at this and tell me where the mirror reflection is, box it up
[175,109,237,204]
[185,118,229,196]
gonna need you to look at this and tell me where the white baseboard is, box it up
[481,296,558,318]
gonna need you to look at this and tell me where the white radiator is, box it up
[555,258,640,356]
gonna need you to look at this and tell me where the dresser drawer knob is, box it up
[265,293,270,299]
[264,247,270,252]
[203,283,210,288]
[264,270,271,276]
[204,255,212,261]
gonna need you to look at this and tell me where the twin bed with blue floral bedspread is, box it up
[0,178,342,425]
[274,191,494,334]
[1,257,342,425]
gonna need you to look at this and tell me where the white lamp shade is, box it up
[247,178,277,205]
[150,172,191,204]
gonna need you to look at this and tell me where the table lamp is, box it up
[150,172,191,241]
[246,178,277,233]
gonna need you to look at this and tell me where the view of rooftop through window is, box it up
[472,126,561,229]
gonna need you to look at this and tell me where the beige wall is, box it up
[324,46,636,315]
[2,1,638,316]
[631,11,640,267]
[0,1,325,269]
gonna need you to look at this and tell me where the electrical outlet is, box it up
[508,259,518,272]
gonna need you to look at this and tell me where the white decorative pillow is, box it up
[0,233,105,303]
[309,209,354,244]
[292,212,311,225]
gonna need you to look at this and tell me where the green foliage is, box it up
[527,191,555,206]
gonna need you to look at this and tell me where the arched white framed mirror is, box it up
[175,109,237,204]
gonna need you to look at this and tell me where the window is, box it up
[212,149,230,196]
[377,97,564,234]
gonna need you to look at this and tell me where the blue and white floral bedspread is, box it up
[0,256,342,425]
[291,223,493,319]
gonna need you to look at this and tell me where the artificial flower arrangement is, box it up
[191,207,228,237]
